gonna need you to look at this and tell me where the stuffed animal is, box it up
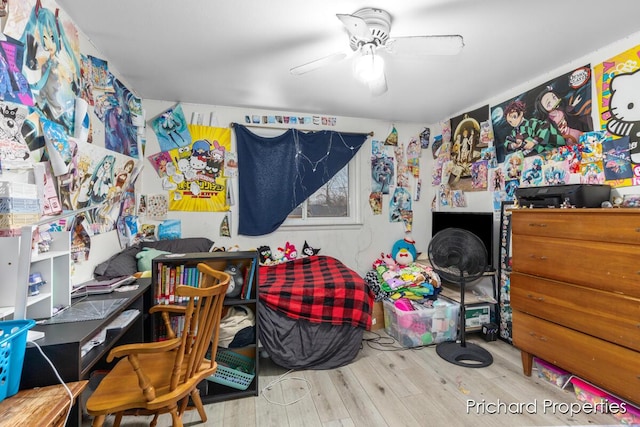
[283,241,298,261]
[301,240,320,257]
[257,245,273,265]
[224,262,244,297]
[391,237,417,266]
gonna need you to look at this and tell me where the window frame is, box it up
[281,159,362,228]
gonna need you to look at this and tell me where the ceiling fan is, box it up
[290,7,464,96]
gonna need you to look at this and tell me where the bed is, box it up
[258,255,373,370]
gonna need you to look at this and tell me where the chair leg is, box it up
[150,414,159,427]
[169,405,183,427]
[190,389,208,422]
[91,415,105,427]
[113,413,123,427]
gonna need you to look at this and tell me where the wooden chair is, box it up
[86,263,230,427]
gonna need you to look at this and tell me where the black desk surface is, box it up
[29,278,151,347]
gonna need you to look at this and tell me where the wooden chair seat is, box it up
[86,263,230,427]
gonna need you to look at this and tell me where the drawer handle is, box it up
[526,294,544,302]
[528,223,547,227]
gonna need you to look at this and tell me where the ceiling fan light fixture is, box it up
[352,44,385,83]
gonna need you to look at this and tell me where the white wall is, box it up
[140,102,444,275]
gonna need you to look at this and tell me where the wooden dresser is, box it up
[510,208,640,405]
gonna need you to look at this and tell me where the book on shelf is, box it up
[243,258,257,300]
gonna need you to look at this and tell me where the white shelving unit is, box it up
[0,229,71,320]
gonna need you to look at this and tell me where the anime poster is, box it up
[162,125,231,212]
[65,141,140,212]
[0,36,33,106]
[79,54,95,106]
[371,140,394,194]
[542,159,570,185]
[602,136,633,183]
[406,136,420,177]
[5,0,82,137]
[88,55,112,91]
[148,151,173,177]
[101,79,140,158]
[0,101,33,169]
[491,65,593,164]
[448,105,490,191]
[369,192,382,214]
[152,104,192,152]
[594,44,640,167]
[389,186,411,223]
[470,159,488,190]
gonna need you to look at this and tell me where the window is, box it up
[284,162,361,227]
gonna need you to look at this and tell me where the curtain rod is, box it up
[230,122,374,137]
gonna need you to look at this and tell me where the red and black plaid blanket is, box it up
[259,255,373,329]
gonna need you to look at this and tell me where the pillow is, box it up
[141,237,214,254]
[136,247,171,272]
[93,244,141,280]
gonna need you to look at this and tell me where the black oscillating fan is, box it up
[428,227,493,368]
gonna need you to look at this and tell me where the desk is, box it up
[19,278,152,426]
[0,380,88,427]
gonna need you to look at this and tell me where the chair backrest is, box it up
[170,263,229,391]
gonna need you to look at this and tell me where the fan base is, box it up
[436,341,493,368]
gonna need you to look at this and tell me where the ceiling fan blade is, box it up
[368,71,387,96]
[336,13,372,41]
[388,35,464,56]
[289,52,347,75]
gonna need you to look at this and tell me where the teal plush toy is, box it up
[391,237,417,266]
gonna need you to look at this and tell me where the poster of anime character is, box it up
[470,159,488,190]
[152,104,192,152]
[602,136,633,183]
[5,0,81,137]
[371,142,394,194]
[594,44,640,166]
[543,160,570,186]
[66,140,140,211]
[389,186,411,223]
[491,65,593,165]
[0,101,33,169]
[448,105,489,191]
[0,35,33,106]
[161,125,231,212]
[101,78,140,158]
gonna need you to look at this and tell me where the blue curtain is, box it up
[234,124,368,236]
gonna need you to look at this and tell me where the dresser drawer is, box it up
[511,272,640,352]
[512,234,640,298]
[513,310,640,405]
[512,209,640,245]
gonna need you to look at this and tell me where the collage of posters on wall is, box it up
[148,106,232,212]
[369,125,426,232]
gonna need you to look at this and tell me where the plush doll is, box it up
[224,262,244,297]
[271,246,286,263]
[391,237,417,266]
[301,240,320,257]
[283,241,298,261]
[257,245,273,265]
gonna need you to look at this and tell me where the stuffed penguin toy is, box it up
[391,237,417,266]
[224,262,244,297]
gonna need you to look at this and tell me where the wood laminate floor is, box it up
[82,332,625,426]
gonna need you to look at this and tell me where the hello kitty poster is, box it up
[594,44,640,171]
[161,125,231,212]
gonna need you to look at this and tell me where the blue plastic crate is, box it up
[0,319,35,402]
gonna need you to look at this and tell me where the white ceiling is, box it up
[56,0,640,124]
